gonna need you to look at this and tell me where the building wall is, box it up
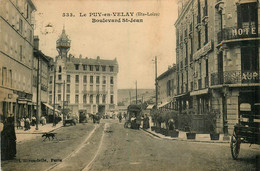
[0,0,35,121]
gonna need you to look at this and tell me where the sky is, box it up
[33,0,178,89]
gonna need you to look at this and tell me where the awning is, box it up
[158,101,171,108]
[146,104,155,110]
[43,103,54,110]
[190,88,209,96]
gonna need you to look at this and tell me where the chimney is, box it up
[34,36,39,50]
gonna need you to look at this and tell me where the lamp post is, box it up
[62,80,65,125]
[136,80,138,104]
[36,53,40,130]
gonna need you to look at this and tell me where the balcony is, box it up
[211,70,260,86]
[217,26,258,44]
[82,90,107,94]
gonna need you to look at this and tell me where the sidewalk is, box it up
[144,128,230,143]
[15,122,63,143]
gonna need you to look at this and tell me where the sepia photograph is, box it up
[0,0,260,170]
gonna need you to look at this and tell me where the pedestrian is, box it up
[1,114,17,160]
[25,117,30,130]
[20,117,25,129]
[31,116,36,126]
[119,113,122,123]
[143,114,150,129]
[168,118,175,130]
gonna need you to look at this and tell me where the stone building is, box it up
[174,0,259,134]
[48,28,119,118]
[0,0,36,122]
[32,36,52,119]
[157,65,177,110]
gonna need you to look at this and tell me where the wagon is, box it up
[230,103,260,159]
[124,105,143,129]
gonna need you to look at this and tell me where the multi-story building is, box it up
[157,65,177,110]
[32,36,52,118]
[174,0,259,134]
[0,0,36,122]
[48,28,119,117]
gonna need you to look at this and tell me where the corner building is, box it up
[48,28,119,117]
[175,0,259,134]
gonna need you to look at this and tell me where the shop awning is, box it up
[43,103,61,113]
[158,101,171,108]
[146,104,155,110]
[190,88,209,96]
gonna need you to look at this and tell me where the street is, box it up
[2,119,259,171]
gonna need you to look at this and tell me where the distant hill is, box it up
[117,89,155,105]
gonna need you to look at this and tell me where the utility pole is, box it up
[129,91,131,105]
[36,54,39,130]
[63,80,65,125]
[53,62,56,126]
[136,80,138,104]
[155,56,158,109]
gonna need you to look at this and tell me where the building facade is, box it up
[174,0,259,134]
[0,0,36,123]
[157,65,177,110]
[48,28,119,117]
[32,36,52,119]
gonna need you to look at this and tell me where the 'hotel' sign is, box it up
[231,26,257,38]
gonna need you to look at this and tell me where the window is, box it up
[110,85,114,94]
[58,75,62,80]
[102,85,106,91]
[95,65,100,71]
[58,94,61,101]
[109,66,114,72]
[241,46,258,71]
[67,75,70,83]
[102,95,106,103]
[75,75,79,83]
[96,85,100,93]
[58,84,61,93]
[96,95,99,104]
[204,23,208,44]
[90,76,93,83]
[75,64,79,70]
[198,31,201,50]
[66,84,70,93]
[110,76,114,84]
[66,95,70,104]
[83,64,87,70]
[75,84,79,93]
[83,75,87,83]
[90,85,93,91]
[49,76,53,84]
[49,95,52,104]
[19,19,23,33]
[58,66,62,73]
[96,76,100,84]
[83,84,87,91]
[237,3,257,30]
[197,0,201,24]
[75,95,79,103]
[83,95,87,104]
[9,70,12,87]
[2,67,7,86]
[110,95,114,104]
[90,95,93,104]
[102,76,106,84]
[102,65,106,71]
[89,65,93,71]
[20,45,22,61]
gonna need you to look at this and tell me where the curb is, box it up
[16,124,63,134]
[143,129,230,144]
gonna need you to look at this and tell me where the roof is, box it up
[56,26,70,44]
[157,65,176,80]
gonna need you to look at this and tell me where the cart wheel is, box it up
[230,129,240,160]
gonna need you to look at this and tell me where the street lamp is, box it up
[152,56,158,110]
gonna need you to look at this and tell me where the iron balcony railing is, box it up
[211,70,260,86]
[217,26,258,44]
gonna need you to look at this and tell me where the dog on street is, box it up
[42,133,57,141]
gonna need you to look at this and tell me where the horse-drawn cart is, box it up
[230,103,260,159]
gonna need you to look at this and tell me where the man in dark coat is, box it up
[1,115,16,160]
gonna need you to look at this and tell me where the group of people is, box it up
[16,116,47,131]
